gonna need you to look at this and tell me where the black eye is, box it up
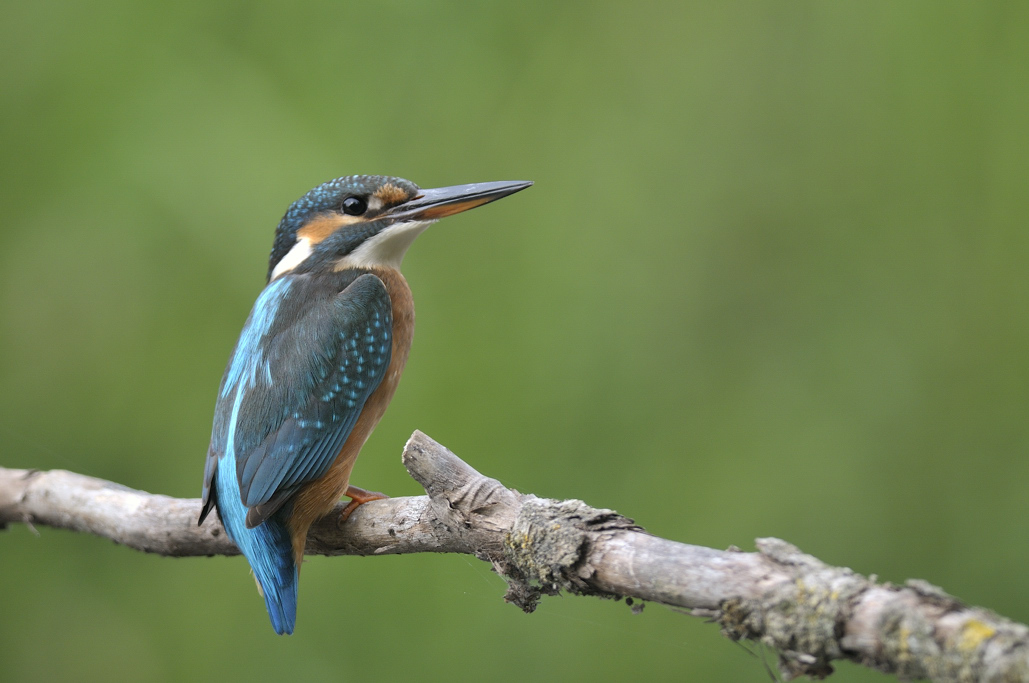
[341,196,367,216]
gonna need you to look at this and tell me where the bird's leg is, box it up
[338,485,390,524]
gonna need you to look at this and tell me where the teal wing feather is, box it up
[201,273,392,528]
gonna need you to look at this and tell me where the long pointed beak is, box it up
[391,180,533,222]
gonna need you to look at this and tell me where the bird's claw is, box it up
[337,485,390,526]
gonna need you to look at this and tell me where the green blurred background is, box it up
[2,2,1027,681]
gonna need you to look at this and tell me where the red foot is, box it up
[338,485,390,525]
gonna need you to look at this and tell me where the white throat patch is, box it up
[335,220,434,270]
[270,237,313,280]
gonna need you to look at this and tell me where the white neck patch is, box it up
[335,219,434,271]
[270,237,313,280]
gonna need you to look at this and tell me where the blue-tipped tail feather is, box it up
[215,462,298,635]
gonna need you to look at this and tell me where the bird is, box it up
[198,174,532,634]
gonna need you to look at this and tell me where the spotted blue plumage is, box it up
[200,271,393,634]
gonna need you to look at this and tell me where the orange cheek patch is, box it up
[297,214,361,244]
[374,183,411,206]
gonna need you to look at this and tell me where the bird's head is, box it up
[268,175,532,281]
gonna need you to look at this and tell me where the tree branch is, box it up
[1,430,1026,681]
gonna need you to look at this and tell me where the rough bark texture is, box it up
[1,430,1026,682]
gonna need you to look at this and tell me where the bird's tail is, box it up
[215,465,298,635]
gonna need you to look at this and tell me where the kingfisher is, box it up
[198,174,532,634]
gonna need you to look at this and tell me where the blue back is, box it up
[201,269,393,634]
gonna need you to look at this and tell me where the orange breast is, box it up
[286,266,414,566]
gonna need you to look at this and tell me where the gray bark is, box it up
[1,430,1026,682]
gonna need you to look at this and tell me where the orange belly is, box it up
[286,266,414,567]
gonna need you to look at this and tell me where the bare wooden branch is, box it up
[1,430,1026,682]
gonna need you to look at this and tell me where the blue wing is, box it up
[201,272,393,528]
